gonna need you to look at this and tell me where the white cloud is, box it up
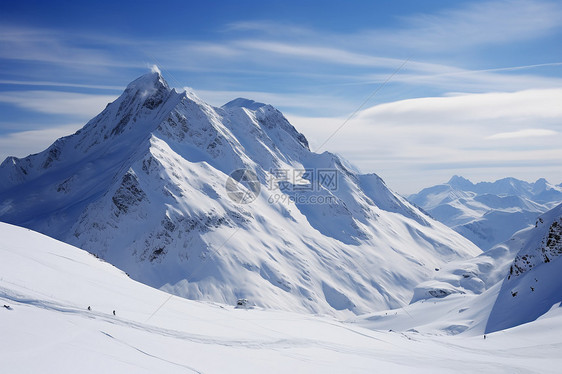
[224,21,313,37]
[287,88,562,194]
[0,80,123,90]
[0,25,141,70]
[193,88,355,115]
[486,129,558,140]
[233,40,420,70]
[148,34,562,97]
[0,91,117,117]
[2,3,561,101]
[225,1,562,52]
[380,0,562,51]
[358,89,562,122]
[386,69,562,94]
[0,125,82,161]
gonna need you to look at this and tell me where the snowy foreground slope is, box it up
[410,176,562,250]
[0,71,479,316]
[2,223,561,374]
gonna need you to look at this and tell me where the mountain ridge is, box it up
[409,176,562,250]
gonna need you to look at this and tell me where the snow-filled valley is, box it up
[2,222,562,373]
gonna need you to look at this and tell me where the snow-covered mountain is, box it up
[412,202,562,304]
[4,222,562,373]
[352,202,562,338]
[486,203,562,333]
[0,70,480,316]
[409,175,562,250]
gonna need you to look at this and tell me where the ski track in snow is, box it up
[99,331,203,374]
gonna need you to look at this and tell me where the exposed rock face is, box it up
[509,216,562,278]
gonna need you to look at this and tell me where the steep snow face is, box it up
[486,203,562,333]
[0,71,183,238]
[410,176,562,250]
[409,206,557,304]
[401,203,562,335]
[0,72,480,317]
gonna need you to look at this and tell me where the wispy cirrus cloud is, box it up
[224,20,314,37]
[2,1,561,101]
[0,91,117,117]
[0,124,82,161]
[230,40,451,74]
[486,129,558,140]
[349,0,562,52]
[193,88,355,114]
[0,24,143,76]
[224,1,562,52]
[0,80,124,91]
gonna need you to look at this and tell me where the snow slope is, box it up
[358,203,562,337]
[486,203,562,333]
[0,71,480,317]
[416,203,562,305]
[2,222,561,373]
[410,175,562,250]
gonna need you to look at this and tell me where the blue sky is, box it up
[1,0,561,193]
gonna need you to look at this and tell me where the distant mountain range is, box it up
[409,176,562,250]
[0,71,479,316]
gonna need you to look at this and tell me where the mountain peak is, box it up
[125,70,169,94]
[533,178,549,193]
[447,175,473,188]
[222,98,267,111]
[534,178,549,187]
